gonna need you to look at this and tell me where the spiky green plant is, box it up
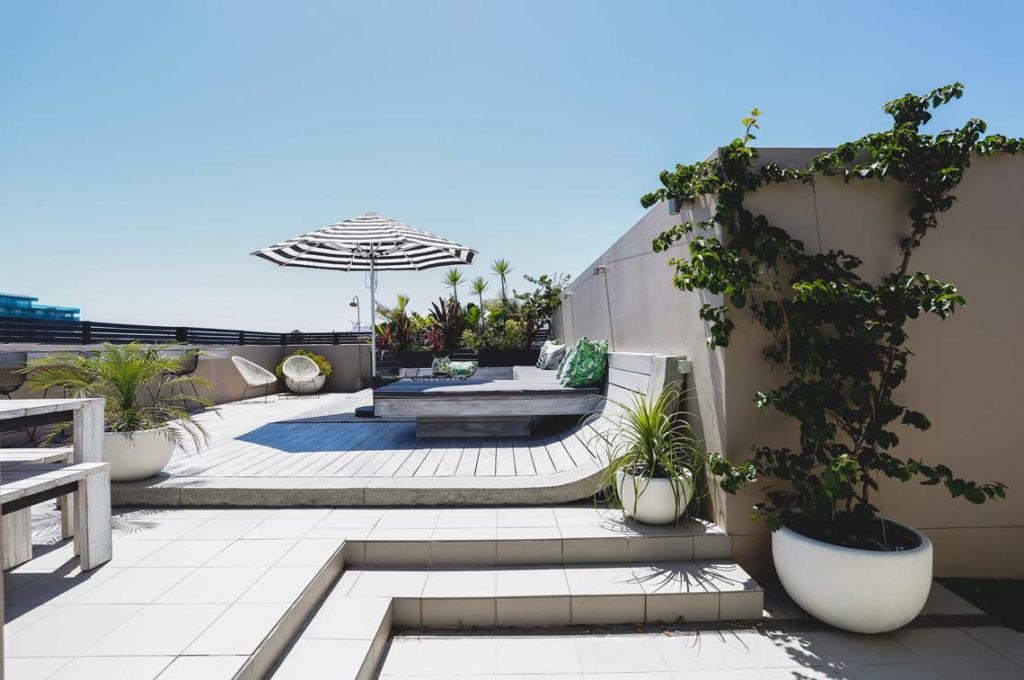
[591,387,703,520]
[470,276,489,329]
[25,342,212,450]
[443,268,464,306]
[491,258,513,326]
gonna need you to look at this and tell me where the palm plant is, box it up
[470,276,489,329]
[593,387,703,521]
[491,258,513,330]
[491,258,512,306]
[25,342,212,450]
[443,268,464,306]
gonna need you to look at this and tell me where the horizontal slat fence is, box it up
[0,316,369,346]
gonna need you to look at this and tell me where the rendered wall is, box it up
[2,343,372,404]
[552,150,1024,578]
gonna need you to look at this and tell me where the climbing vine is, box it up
[643,84,1019,549]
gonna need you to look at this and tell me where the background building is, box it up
[0,293,80,322]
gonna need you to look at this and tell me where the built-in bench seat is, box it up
[374,351,689,438]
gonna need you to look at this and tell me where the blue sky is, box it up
[2,1,1021,331]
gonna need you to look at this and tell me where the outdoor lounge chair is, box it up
[282,354,321,396]
[231,355,277,402]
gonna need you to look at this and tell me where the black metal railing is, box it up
[0,316,370,346]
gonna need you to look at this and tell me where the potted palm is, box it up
[26,342,212,481]
[595,388,702,525]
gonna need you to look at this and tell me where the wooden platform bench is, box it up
[373,352,690,438]
[0,461,112,571]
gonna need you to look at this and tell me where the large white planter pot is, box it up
[285,375,326,394]
[104,429,175,482]
[773,519,933,634]
[616,470,694,524]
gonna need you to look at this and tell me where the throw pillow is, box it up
[556,343,577,380]
[535,339,561,368]
[538,343,566,370]
[431,356,451,376]
[449,361,478,378]
[559,337,608,387]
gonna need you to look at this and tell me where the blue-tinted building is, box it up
[0,294,80,322]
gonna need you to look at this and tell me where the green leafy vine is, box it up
[643,83,1019,548]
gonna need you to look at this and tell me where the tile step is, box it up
[344,518,733,567]
[340,559,762,627]
[271,560,762,679]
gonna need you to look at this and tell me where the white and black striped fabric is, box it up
[252,212,476,271]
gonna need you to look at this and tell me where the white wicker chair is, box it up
[231,356,277,403]
[282,354,322,397]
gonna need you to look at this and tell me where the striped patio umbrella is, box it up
[252,212,476,377]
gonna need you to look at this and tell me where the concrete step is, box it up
[346,515,733,567]
[271,560,762,679]
[339,560,762,627]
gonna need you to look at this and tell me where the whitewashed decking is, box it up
[167,392,598,479]
[112,392,606,507]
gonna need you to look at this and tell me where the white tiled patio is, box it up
[379,626,1024,679]
[5,504,1022,680]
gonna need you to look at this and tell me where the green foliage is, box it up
[460,328,482,351]
[485,318,528,350]
[428,296,465,353]
[645,84,1015,548]
[25,343,212,450]
[443,268,464,306]
[376,294,418,352]
[276,349,333,378]
[593,387,705,518]
[513,273,570,338]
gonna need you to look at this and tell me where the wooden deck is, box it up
[113,392,606,507]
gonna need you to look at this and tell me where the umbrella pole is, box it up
[369,258,377,382]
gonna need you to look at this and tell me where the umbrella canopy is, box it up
[252,212,476,378]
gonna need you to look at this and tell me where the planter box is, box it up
[395,351,437,368]
[478,348,540,367]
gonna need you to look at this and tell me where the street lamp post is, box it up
[348,296,361,331]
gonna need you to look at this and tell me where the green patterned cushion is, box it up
[558,337,608,387]
[449,361,478,378]
[556,343,577,380]
[431,356,451,376]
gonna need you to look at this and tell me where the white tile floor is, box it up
[378,627,1024,679]
[8,505,1024,680]
[6,506,348,679]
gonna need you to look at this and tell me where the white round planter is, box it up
[285,375,326,394]
[616,470,694,524]
[103,429,175,482]
[773,519,933,634]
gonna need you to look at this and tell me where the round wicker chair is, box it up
[230,356,277,403]
[282,354,322,396]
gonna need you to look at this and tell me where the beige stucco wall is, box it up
[2,343,371,405]
[553,150,1024,578]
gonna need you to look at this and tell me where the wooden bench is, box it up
[373,352,690,438]
[0,461,112,570]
